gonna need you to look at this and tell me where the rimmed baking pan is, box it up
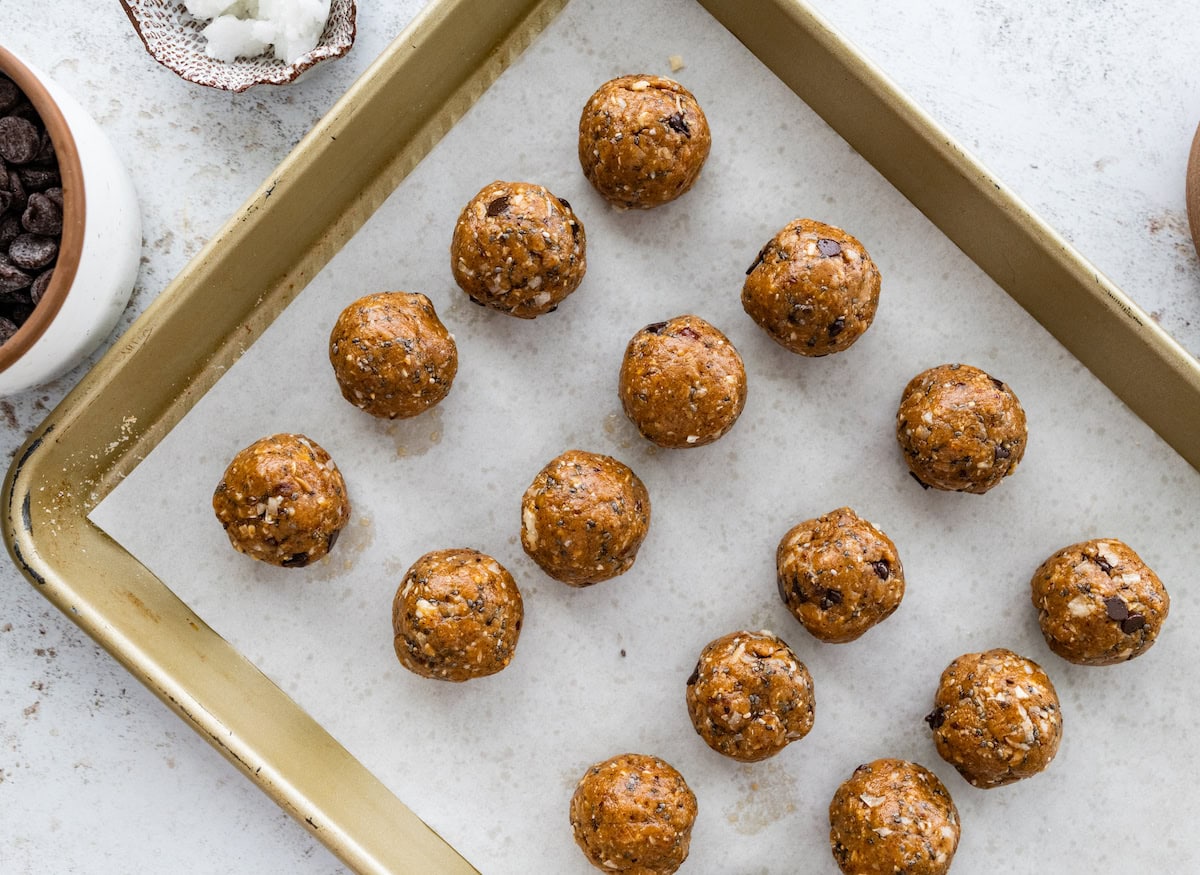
[6,1,1199,873]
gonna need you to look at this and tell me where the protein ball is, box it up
[1031,538,1169,666]
[776,507,905,643]
[829,758,960,875]
[896,363,1027,493]
[742,219,881,356]
[569,752,697,875]
[450,180,586,318]
[328,291,457,419]
[392,548,523,682]
[926,648,1062,788]
[685,630,815,762]
[520,449,651,587]
[619,315,747,449]
[212,433,350,568]
[578,74,711,209]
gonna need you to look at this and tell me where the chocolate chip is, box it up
[0,287,30,305]
[568,220,580,240]
[0,78,19,114]
[22,193,61,236]
[677,326,700,340]
[925,707,946,730]
[7,101,38,124]
[644,321,668,335]
[0,117,39,165]
[7,170,26,212]
[281,552,311,568]
[34,130,55,164]
[686,665,700,686]
[556,195,572,211]
[1104,596,1129,621]
[989,376,1005,391]
[819,588,843,609]
[17,167,59,192]
[4,303,32,325]
[1090,554,1113,574]
[827,316,845,337]
[816,237,842,257]
[327,528,340,551]
[29,269,52,304]
[994,443,1011,461]
[0,315,18,344]
[0,260,31,292]
[664,112,690,136]
[0,215,20,248]
[745,244,768,275]
[870,559,890,580]
[486,195,510,217]
[8,233,57,270]
[1121,614,1147,634]
[909,471,931,490]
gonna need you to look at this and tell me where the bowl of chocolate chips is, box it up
[0,46,141,396]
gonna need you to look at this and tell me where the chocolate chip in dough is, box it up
[924,707,946,729]
[486,195,510,217]
[816,237,842,257]
[1121,614,1147,634]
[1104,596,1129,621]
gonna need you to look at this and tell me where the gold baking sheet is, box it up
[6,1,1200,873]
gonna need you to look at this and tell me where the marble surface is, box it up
[3,1,1199,873]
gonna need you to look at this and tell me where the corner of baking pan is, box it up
[702,0,1200,472]
[3,0,569,872]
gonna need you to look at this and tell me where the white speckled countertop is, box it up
[2,2,1198,873]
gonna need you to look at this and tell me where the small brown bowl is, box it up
[119,0,357,93]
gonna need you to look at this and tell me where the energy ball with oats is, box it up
[212,434,350,568]
[896,363,1027,493]
[392,548,523,682]
[450,180,586,318]
[328,292,457,419]
[829,758,960,875]
[520,449,650,587]
[926,648,1062,788]
[578,74,711,209]
[619,315,747,449]
[569,752,697,875]
[685,630,815,762]
[776,507,904,643]
[1031,538,1169,666]
[743,219,882,356]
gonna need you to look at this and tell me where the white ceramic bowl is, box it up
[0,46,141,396]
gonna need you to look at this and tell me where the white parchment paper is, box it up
[92,1,1200,871]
